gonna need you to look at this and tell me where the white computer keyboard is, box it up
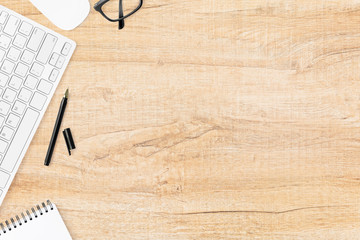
[0,5,76,206]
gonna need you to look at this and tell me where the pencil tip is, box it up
[64,89,69,98]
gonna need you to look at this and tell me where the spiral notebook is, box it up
[0,200,72,240]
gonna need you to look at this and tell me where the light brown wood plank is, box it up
[1,0,360,239]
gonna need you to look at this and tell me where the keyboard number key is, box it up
[27,28,45,51]
[61,43,72,56]
[36,34,57,64]
[0,49,5,62]
[1,60,15,74]
[13,34,27,49]
[49,53,59,66]
[0,101,10,115]
[7,47,21,61]
[6,113,20,128]
[0,126,14,141]
[30,92,47,110]
[56,56,65,69]
[0,139,7,153]
[0,73,8,87]
[19,21,33,36]
[8,76,22,90]
[0,12,8,25]
[37,79,53,94]
[30,62,44,77]
[3,15,20,36]
[3,88,16,102]
[24,75,38,89]
[0,35,11,49]
[18,88,32,102]
[14,63,29,77]
[21,50,35,65]
[0,116,4,127]
[49,69,59,82]
[12,101,26,115]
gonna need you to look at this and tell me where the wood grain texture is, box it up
[1,0,360,239]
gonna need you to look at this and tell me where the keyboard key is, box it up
[0,126,14,141]
[30,92,46,110]
[14,63,29,77]
[13,34,27,49]
[0,109,39,172]
[0,139,7,153]
[3,15,20,36]
[9,76,22,89]
[0,12,8,25]
[61,42,72,56]
[0,171,9,188]
[12,101,26,115]
[0,73,8,87]
[0,116,5,127]
[30,62,44,76]
[0,35,11,49]
[21,50,35,65]
[56,56,65,69]
[27,28,45,51]
[24,75,38,89]
[7,47,21,61]
[37,34,57,64]
[18,21,33,36]
[6,113,20,128]
[1,60,15,74]
[37,79,52,94]
[18,88,32,102]
[0,101,10,115]
[0,49,5,62]
[49,69,59,82]
[49,53,59,66]
[3,88,16,102]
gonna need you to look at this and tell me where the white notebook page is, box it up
[0,204,72,240]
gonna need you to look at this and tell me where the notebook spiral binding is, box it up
[0,200,54,235]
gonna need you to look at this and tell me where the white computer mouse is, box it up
[29,0,90,30]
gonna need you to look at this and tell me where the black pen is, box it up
[44,89,69,166]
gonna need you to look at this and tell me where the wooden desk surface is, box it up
[1,0,360,239]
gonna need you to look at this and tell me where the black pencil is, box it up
[44,89,69,166]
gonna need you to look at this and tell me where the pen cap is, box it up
[63,128,76,155]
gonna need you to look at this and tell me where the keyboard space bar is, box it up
[0,109,39,172]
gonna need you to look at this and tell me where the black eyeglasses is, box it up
[94,0,143,30]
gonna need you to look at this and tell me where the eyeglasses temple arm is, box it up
[118,0,125,29]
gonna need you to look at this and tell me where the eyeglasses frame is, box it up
[94,0,143,29]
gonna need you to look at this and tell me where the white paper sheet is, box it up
[1,204,72,240]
